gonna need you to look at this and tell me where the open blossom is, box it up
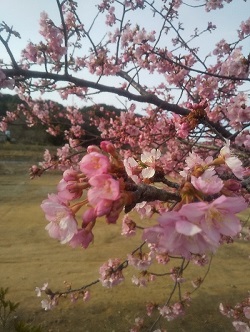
[69,227,94,249]
[41,193,78,244]
[244,307,250,320]
[180,195,247,245]
[124,149,161,182]
[79,152,110,178]
[127,252,153,270]
[41,299,53,311]
[143,195,247,259]
[141,148,161,179]
[142,211,210,259]
[131,273,155,287]
[88,174,120,202]
[180,151,213,178]
[191,168,224,195]
[35,283,49,297]
[57,178,84,202]
[219,140,245,179]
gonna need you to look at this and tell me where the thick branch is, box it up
[125,184,181,213]
[2,68,232,138]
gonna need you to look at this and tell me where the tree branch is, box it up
[2,67,233,139]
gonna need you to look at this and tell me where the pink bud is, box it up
[100,140,116,154]
[63,168,79,182]
[82,208,96,227]
[224,179,242,191]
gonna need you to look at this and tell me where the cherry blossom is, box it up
[41,194,78,244]
[218,141,245,179]
[99,258,124,288]
[79,152,111,178]
[191,168,224,195]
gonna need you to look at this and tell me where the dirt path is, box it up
[0,147,250,331]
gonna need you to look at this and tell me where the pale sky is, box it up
[1,0,249,108]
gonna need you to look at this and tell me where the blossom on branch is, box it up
[41,193,78,244]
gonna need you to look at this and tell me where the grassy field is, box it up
[0,143,249,331]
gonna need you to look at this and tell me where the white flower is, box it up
[141,148,161,164]
[220,140,244,179]
[41,299,52,311]
[141,149,161,179]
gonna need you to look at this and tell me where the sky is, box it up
[0,0,250,108]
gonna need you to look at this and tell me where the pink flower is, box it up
[69,228,94,249]
[121,215,136,237]
[79,152,110,178]
[127,253,153,271]
[88,174,120,203]
[191,168,224,195]
[180,195,247,245]
[62,168,80,182]
[57,179,83,202]
[219,141,245,179]
[143,195,247,259]
[142,211,210,259]
[0,68,15,89]
[94,199,113,217]
[180,152,213,178]
[82,208,96,224]
[99,258,124,288]
[41,194,78,244]
[141,149,161,165]
[141,148,161,179]
[232,321,250,332]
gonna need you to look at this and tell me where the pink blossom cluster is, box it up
[86,48,120,76]
[143,195,247,259]
[131,272,155,287]
[238,17,250,40]
[142,142,247,259]
[219,48,249,78]
[80,145,125,225]
[220,295,250,332]
[99,258,124,287]
[95,104,185,174]
[158,302,185,321]
[39,11,67,61]
[40,141,134,248]
[127,252,153,270]
[205,0,232,12]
